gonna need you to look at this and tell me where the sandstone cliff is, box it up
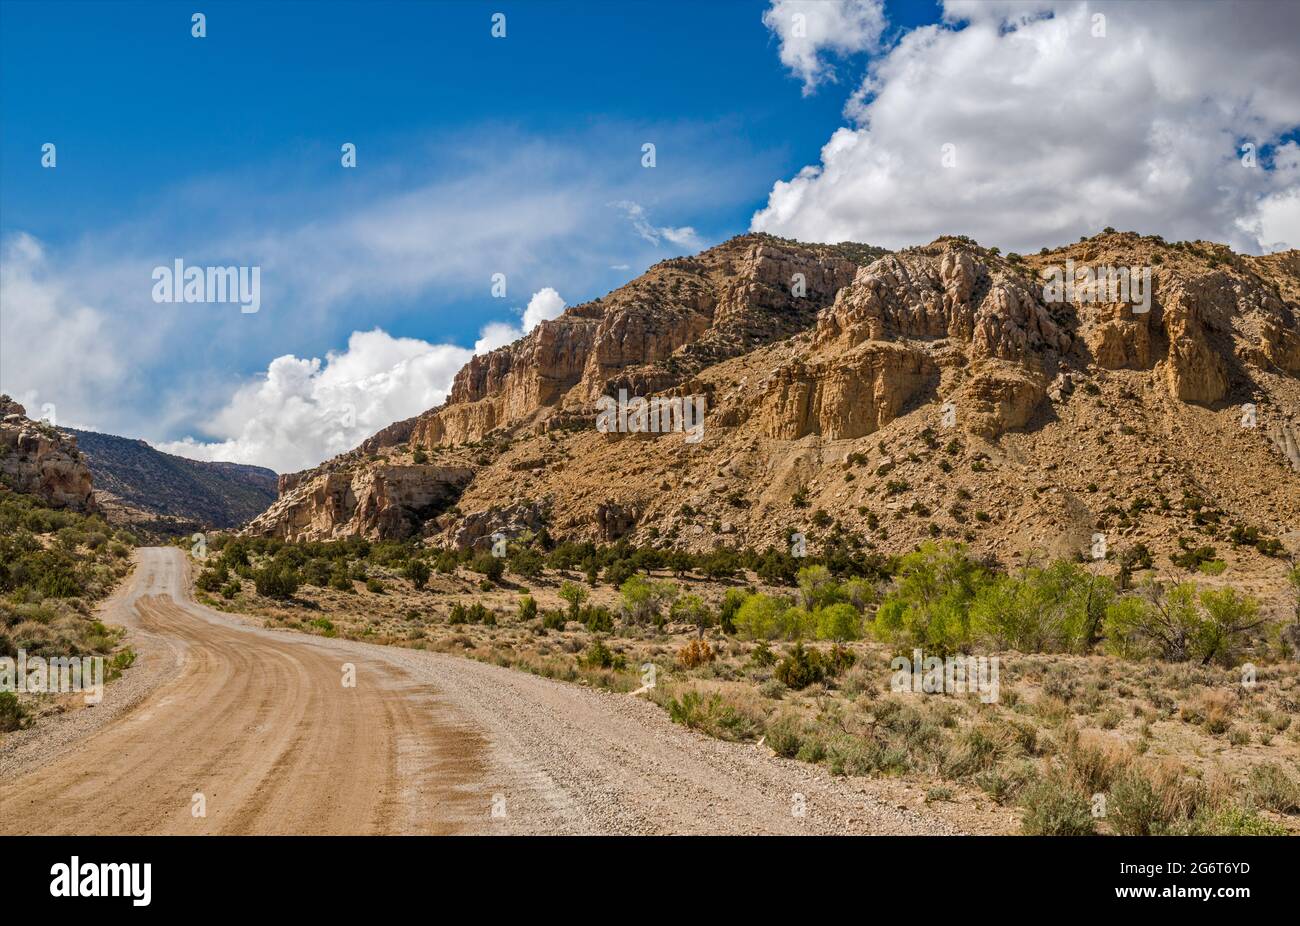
[0,396,96,512]
[245,232,1300,597]
[245,462,474,541]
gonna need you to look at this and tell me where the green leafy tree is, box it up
[872,542,989,654]
[797,565,842,611]
[670,593,714,637]
[1104,581,1263,665]
[815,602,862,641]
[618,576,677,624]
[558,580,588,620]
[733,593,789,640]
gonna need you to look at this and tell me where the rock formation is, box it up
[0,396,96,512]
[244,231,1300,608]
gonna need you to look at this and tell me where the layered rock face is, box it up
[245,463,474,541]
[753,241,1075,442]
[245,232,1300,571]
[0,396,96,511]
[400,236,877,449]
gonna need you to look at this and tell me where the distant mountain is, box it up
[67,428,277,531]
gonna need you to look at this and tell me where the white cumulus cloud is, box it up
[159,289,566,473]
[753,0,1300,253]
[762,0,887,95]
[0,234,135,428]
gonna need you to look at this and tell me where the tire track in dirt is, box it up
[1,548,965,835]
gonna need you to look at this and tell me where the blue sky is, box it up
[2,1,1296,472]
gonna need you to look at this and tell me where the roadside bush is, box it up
[774,642,825,690]
[1020,772,1096,835]
[0,691,26,732]
[579,638,625,670]
[253,565,299,599]
[678,639,715,669]
[765,714,803,758]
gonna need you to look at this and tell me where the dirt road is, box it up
[0,548,961,835]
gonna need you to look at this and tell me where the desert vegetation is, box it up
[0,491,139,731]
[189,528,1300,835]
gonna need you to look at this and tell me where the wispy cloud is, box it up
[1,124,740,468]
[610,200,702,250]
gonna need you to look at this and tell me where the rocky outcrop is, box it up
[958,364,1046,439]
[0,397,96,511]
[399,235,878,449]
[450,500,550,550]
[1160,277,1231,404]
[1270,420,1300,471]
[593,501,638,541]
[246,463,474,541]
[759,343,937,440]
[239,233,1300,571]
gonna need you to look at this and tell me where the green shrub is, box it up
[581,605,614,633]
[403,559,430,590]
[470,553,504,582]
[774,643,825,690]
[1247,763,1300,814]
[579,638,625,670]
[765,714,803,758]
[1020,773,1096,835]
[1107,768,1166,835]
[0,691,25,732]
[253,565,299,599]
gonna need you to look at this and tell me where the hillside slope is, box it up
[68,428,277,530]
[246,231,1300,605]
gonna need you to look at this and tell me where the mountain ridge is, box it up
[66,427,277,531]
[244,229,1300,608]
